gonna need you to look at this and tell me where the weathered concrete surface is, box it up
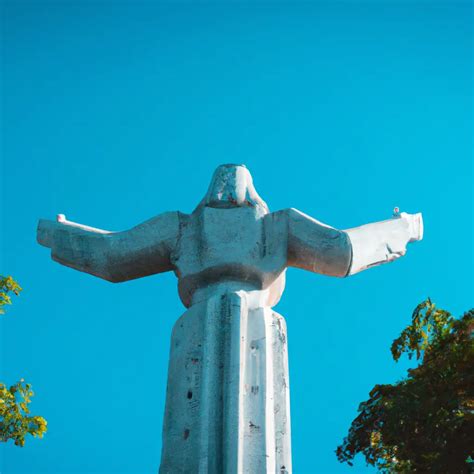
[37,164,423,473]
[160,286,291,474]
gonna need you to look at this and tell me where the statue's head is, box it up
[195,164,269,215]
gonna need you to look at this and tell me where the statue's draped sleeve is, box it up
[286,208,352,277]
[285,208,423,277]
[37,212,180,282]
[343,212,423,275]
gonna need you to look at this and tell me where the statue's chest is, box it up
[174,207,264,276]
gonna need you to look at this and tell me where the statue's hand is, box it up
[399,212,423,243]
[37,219,58,248]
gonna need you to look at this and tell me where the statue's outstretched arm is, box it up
[285,208,353,277]
[285,208,423,277]
[344,211,423,275]
[37,212,180,282]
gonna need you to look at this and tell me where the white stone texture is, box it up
[160,286,291,473]
[37,164,423,474]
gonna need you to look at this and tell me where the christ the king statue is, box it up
[37,164,423,473]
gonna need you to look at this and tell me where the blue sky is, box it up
[1,1,472,473]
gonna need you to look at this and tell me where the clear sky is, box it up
[1,1,472,473]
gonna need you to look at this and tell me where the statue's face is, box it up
[201,164,269,215]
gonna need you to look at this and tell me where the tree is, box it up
[336,299,474,473]
[0,275,22,314]
[0,275,47,446]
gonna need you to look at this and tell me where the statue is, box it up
[37,164,423,473]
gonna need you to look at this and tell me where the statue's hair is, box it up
[194,164,269,215]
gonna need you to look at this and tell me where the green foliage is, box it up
[336,299,474,473]
[0,275,47,446]
[0,380,47,446]
[390,298,455,362]
[0,275,22,315]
